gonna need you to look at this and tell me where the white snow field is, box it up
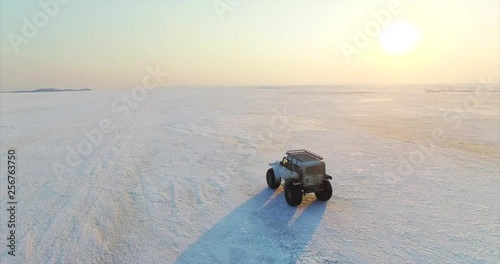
[0,84,499,263]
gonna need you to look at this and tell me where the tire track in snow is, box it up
[0,118,118,262]
[0,120,140,262]
[0,108,104,206]
[59,134,141,262]
[41,122,143,264]
[55,112,158,263]
[29,128,136,263]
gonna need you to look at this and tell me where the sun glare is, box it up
[379,21,421,55]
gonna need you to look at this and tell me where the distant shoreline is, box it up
[1,88,92,93]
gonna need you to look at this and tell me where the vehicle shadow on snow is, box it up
[175,188,327,263]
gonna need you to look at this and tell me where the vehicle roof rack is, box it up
[286,149,323,162]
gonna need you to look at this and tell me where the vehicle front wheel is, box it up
[315,180,332,201]
[266,169,280,189]
[284,179,303,206]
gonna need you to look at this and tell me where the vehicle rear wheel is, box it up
[284,179,303,206]
[315,180,332,201]
[266,169,280,189]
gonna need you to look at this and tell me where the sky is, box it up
[0,0,499,90]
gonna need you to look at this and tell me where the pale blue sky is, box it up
[1,0,499,90]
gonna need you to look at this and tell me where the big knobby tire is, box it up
[284,179,303,206]
[315,180,332,201]
[266,169,280,189]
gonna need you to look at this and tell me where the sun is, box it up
[379,21,421,55]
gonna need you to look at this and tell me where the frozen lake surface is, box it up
[0,84,499,263]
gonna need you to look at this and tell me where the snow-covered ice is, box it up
[0,84,499,263]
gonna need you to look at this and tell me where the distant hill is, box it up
[3,88,92,93]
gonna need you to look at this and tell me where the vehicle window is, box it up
[293,164,300,173]
[306,164,325,175]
